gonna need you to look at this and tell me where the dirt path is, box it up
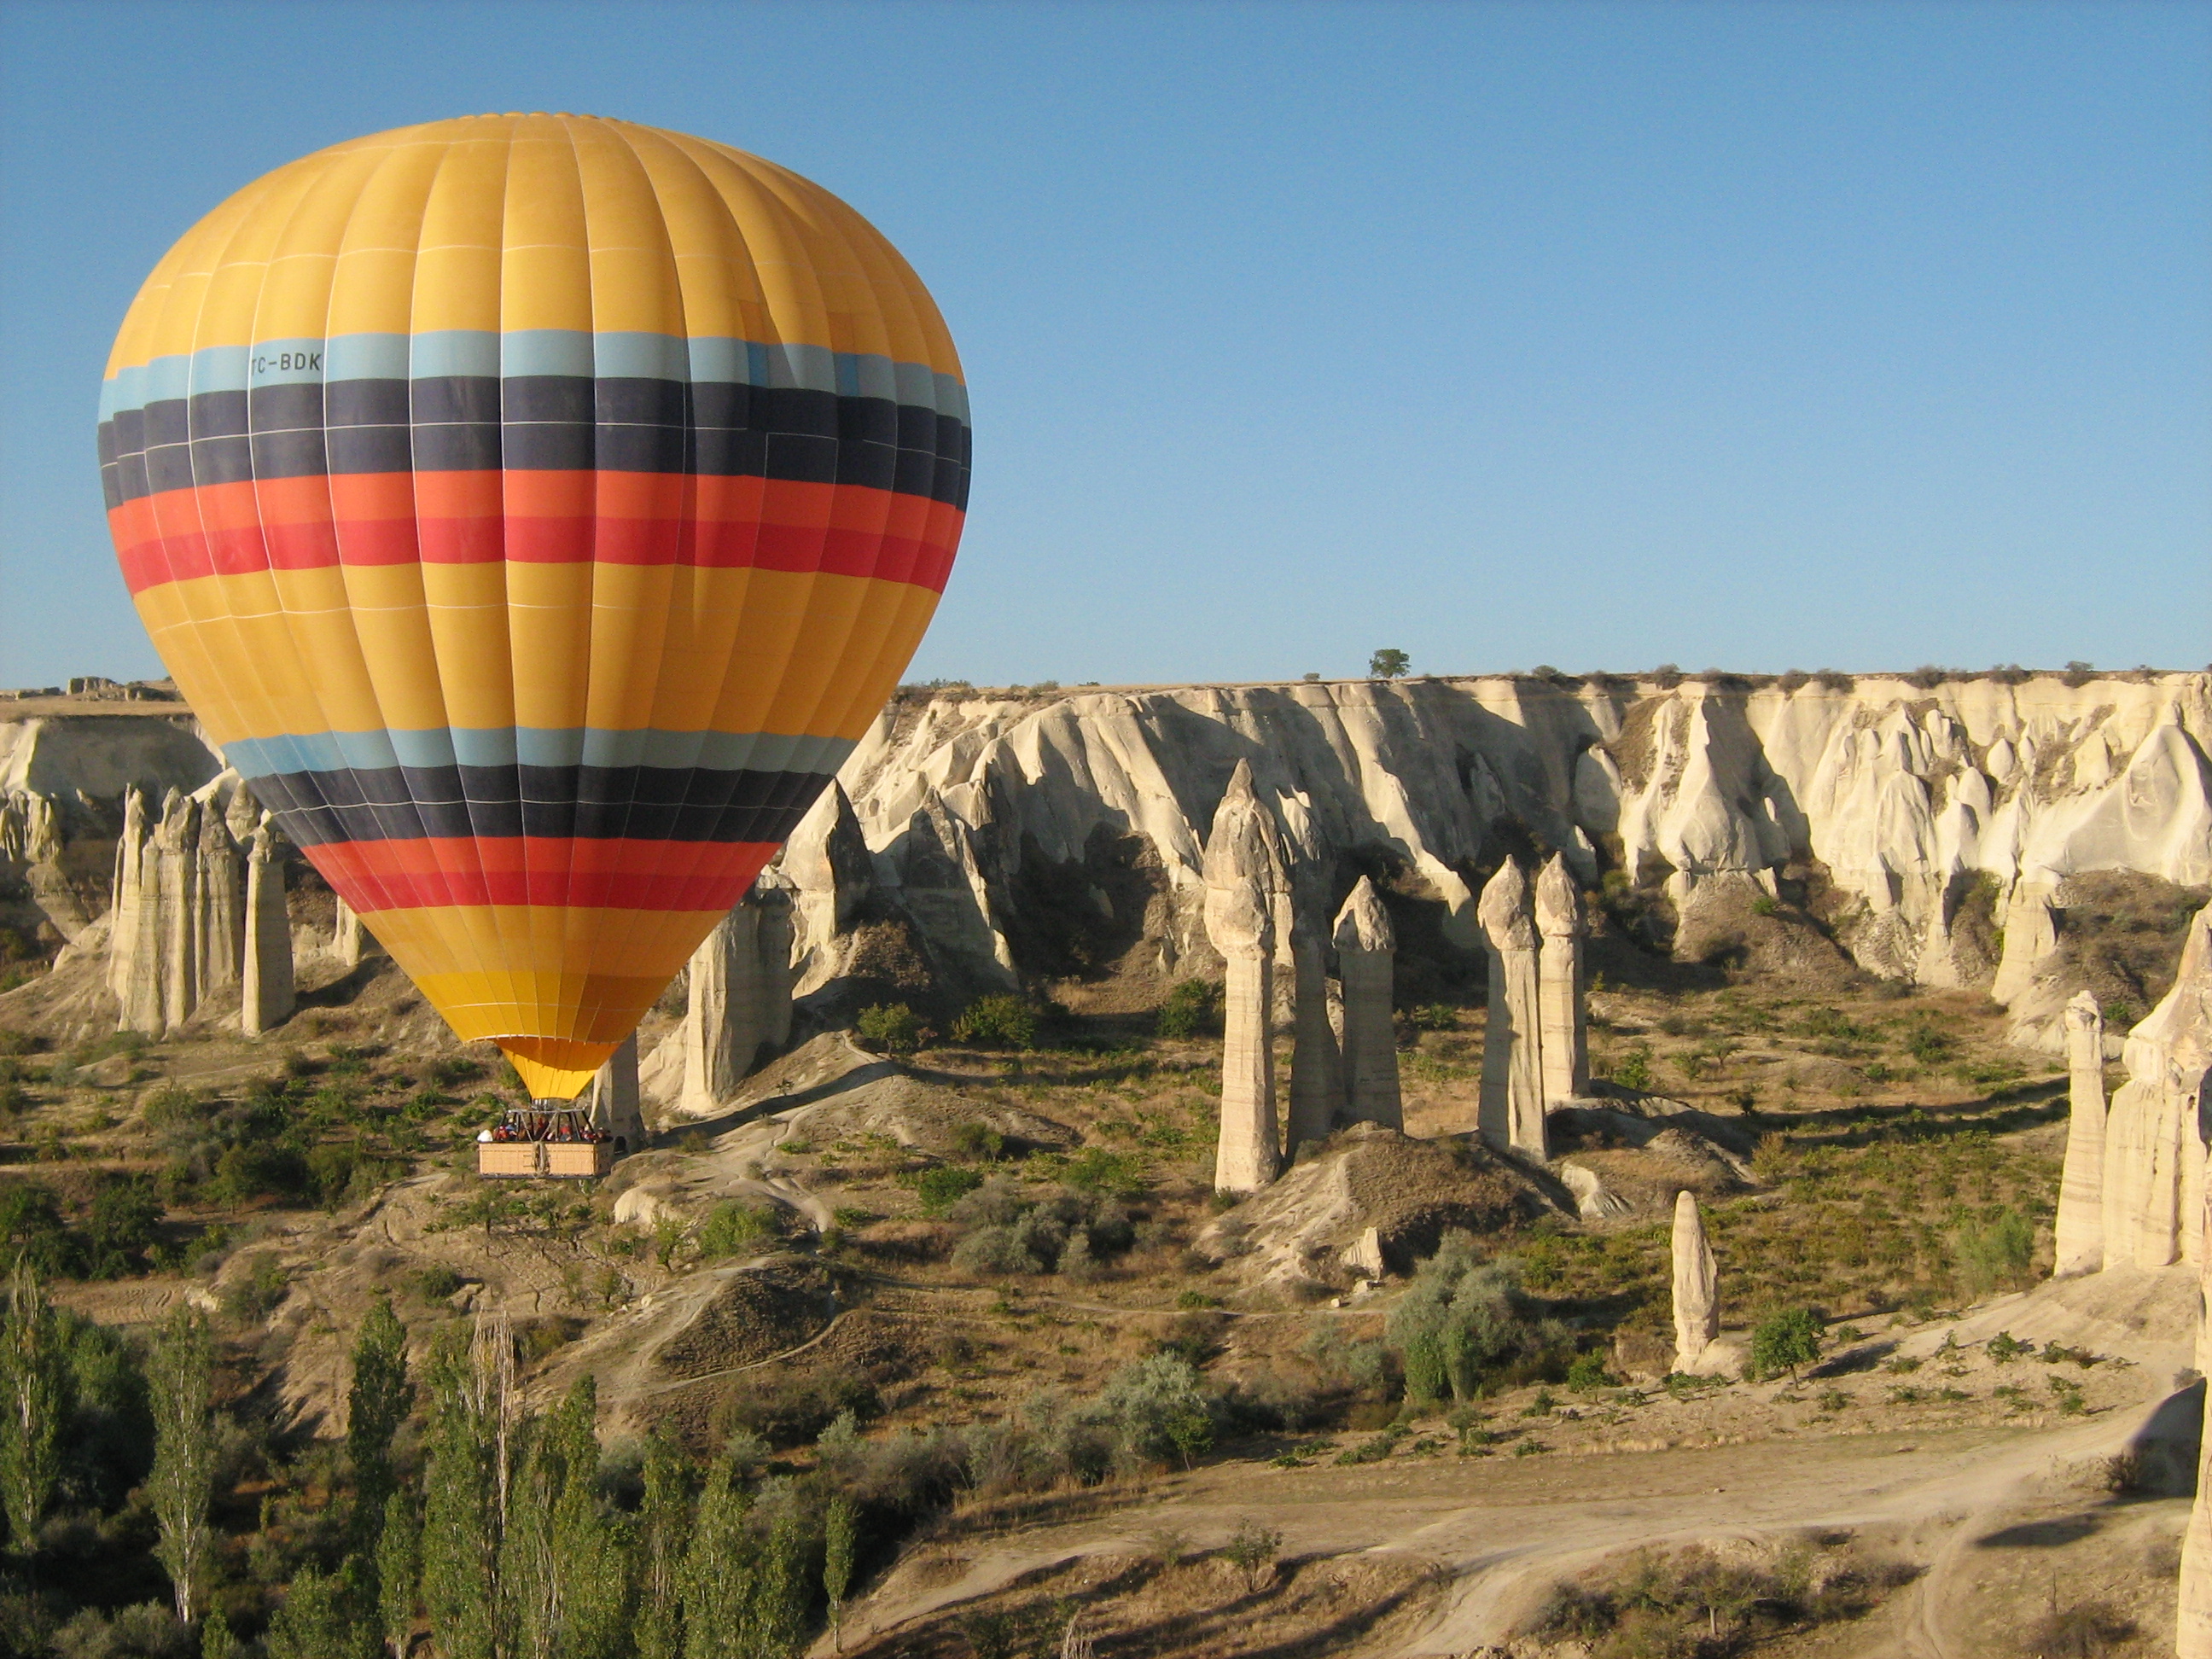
[830,1266,2201,1658]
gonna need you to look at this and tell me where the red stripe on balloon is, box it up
[306,835,779,913]
[111,472,962,596]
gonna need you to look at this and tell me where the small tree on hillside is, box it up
[1369,649,1411,680]
[0,1266,70,1557]
[148,1305,218,1622]
[1750,1307,1823,1382]
[348,1297,412,1552]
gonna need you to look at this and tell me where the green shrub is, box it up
[1749,1307,1823,1381]
[1953,1208,2034,1300]
[911,1166,985,1214]
[82,1176,163,1278]
[1565,1351,1614,1392]
[950,995,1039,1050]
[1406,1004,1458,1032]
[1063,1147,1144,1198]
[696,1200,782,1259]
[1610,1045,1653,1091]
[1385,1234,1561,1403]
[1155,980,1220,1039]
[855,1003,923,1054]
[951,1121,1004,1161]
[428,1056,481,1088]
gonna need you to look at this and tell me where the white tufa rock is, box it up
[1342,1225,1386,1280]
[785,674,2209,1004]
[1477,860,1546,1157]
[2098,903,2212,1272]
[1671,1190,1720,1373]
[1204,760,1284,1194]
[240,823,294,1037]
[108,776,258,1035]
[1284,928,1344,1154]
[1331,876,1400,1131]
[1534,853,1589,1103]
[678,879,797,1116]
[330,894,364,968]
[2052,991,2106,1274]
[587,1033,646,1150]
[2186,1179,2212,1659]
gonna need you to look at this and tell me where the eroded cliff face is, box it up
[782,672,2212,1005]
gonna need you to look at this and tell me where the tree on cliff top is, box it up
[1369,649,1411,679]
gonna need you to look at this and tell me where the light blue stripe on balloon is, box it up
[102,330,969,420]
[406,330,502,381]
[324,334,411,381]
[225,727,855,777]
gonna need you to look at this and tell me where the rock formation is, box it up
[107,778,259,1036]
[780,673,2209,1010]
[587,1033,645,1150]
[240,824,294,1037]
[1478,860,1546,1157]
[678,879,799,1116]
[1331,876,1400,1131]
[1671,1190,1719,1373]
[2052,991,2106,1273]
[331,896,364,968]
[1204,760,1283,1194]
[2185,1182,2212,1659]
[1534,853,1589,1103]
[108,789,162,1033]
[2098,902,2212,1272]
[1283,928,1344,1154]
[1990,877,2059,1005]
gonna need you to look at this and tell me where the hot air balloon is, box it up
[97,114,969,1154]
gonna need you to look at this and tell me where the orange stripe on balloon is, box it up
[114,474,961,591]
[308,835,777,912]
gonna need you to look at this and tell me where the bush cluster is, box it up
[949,996,1039,1050]
[1384,1234,1568,1403]
[946,1179,1134,1280]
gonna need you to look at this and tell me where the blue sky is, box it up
[3,0,2206,688]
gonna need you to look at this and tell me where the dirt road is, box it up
[829,1265,2203,1658]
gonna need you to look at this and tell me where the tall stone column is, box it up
[193,800,243,996]
[1205,760,1281,1194]
[1670,1190,1719,1373]
[681,900,765,1115]
[1990,877,2059,1005]
[2101,904,2212,1271]
[2183,1184,2212,1659]
[1478,860,1546,1157]
[754,876,796,1051]
[332,895,364,968]
[1283,928,1343,1154]
[109,789,165,1034]
[2052,991,2106,1274]
[1332,876,1400,1130]
[588,1033,646,1150]
[1534,854,1589,1103]
[154,792,199,1032]
[241,824,295,1037]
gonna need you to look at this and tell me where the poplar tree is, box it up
[547,1376,632,1658]
[822,1496,856,1653]
[634,1431,690,1659]
[375,1490,420,1659]
[148,1304,217,1623]
[0,1266,69,1556]
[421,1316,508,1659]
[346,1297,412,1551]
[678,1455,754,1659]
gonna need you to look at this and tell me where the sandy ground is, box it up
[818,1263,2204,1658]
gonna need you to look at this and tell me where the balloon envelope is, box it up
[98,114,969,1097]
